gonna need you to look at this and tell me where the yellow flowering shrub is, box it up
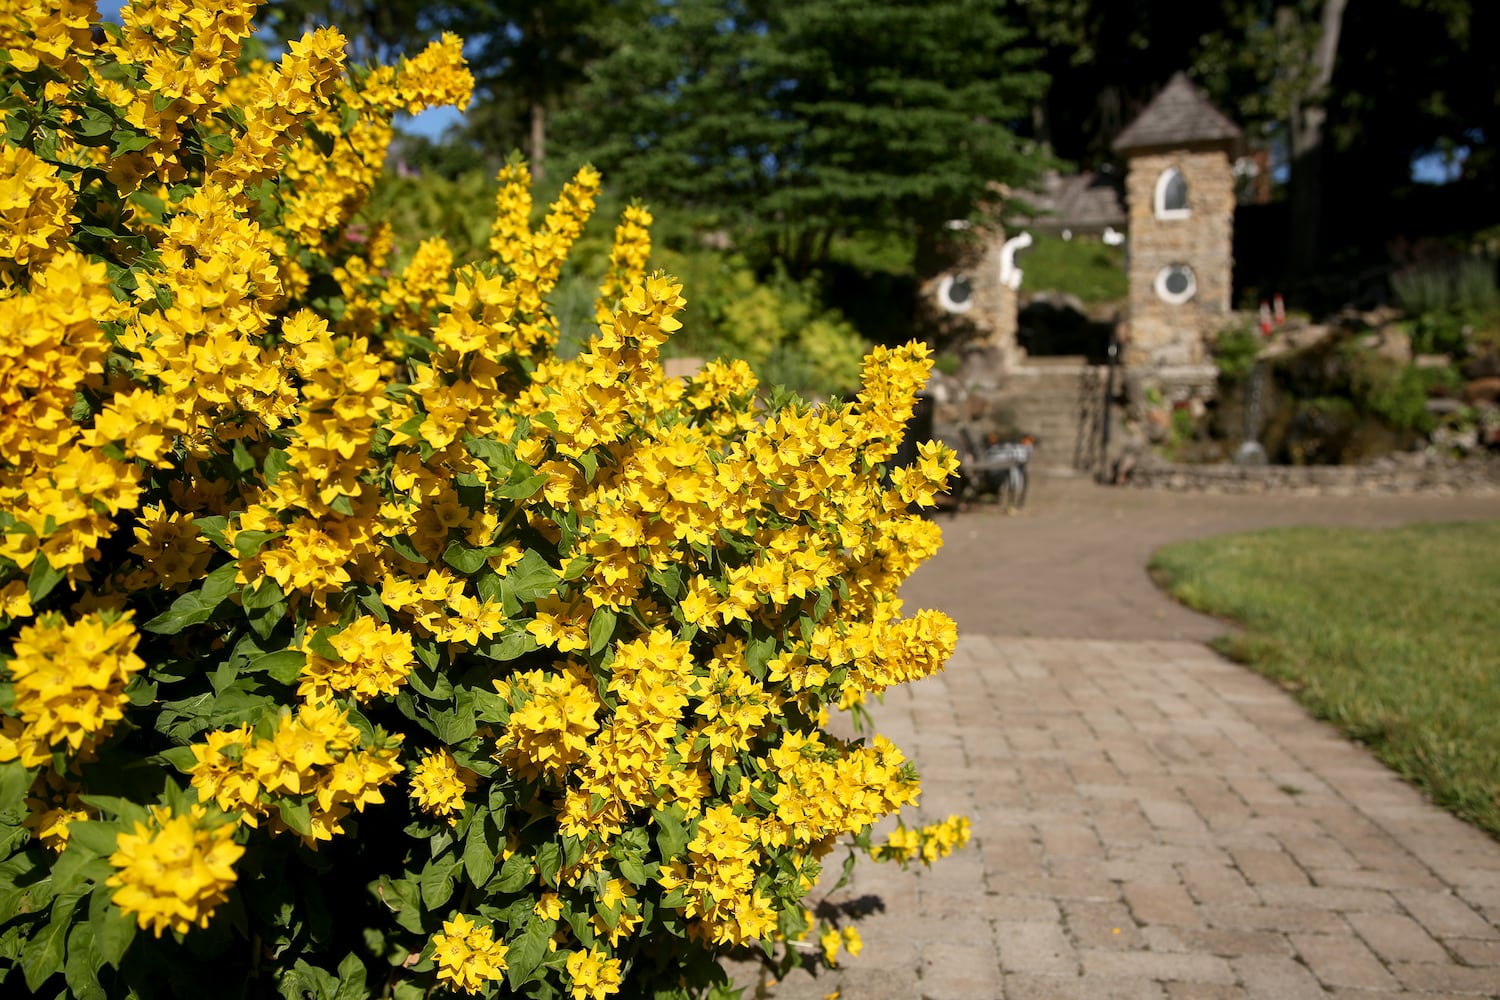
[0,2,965,997]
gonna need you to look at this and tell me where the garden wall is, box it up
[1122,453,1500,495]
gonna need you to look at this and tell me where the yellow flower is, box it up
[106,804,244,937]
[409,749,474,823]
[431,913,509,995]
[5,612,146,766]
[820,924,842,966]
[565,946,623,1000]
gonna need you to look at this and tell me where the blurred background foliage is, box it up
[266,0,1499,396]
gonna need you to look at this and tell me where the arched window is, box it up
[1154,168,1190,219]
[937,273,974,314]
[1154,264,1197,304]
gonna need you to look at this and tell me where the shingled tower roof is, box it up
[1112,72,1241,154]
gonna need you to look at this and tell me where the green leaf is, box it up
[502,550,559,605]
[279,958,339,1000]
[374,875,425,935]
[195,516,230,550]
[88,883,135,969]
[587,607,617,654]
[419,856,461,909]
[535,842,562,887]
[233,531,280,557]
[26,554,65,606]
[263,448,291,484]
[23,890,79,991]
[76,796,149,826]
[504,918,552,989]
[442,541,489,575]
[462,812,498,889]
[252,648,307,685]
[148,746,198,773]
[494,852,531,893]
[332,952,370,1000]
[56,821,118,857]
[141,561,240,634]
[386,534,427,564]
[278,799,313,838]
[428,701,476,746]
[617,855,648,887]
[307,627,339,660]
[231,440,255,473]
[648,565,685,600]
[473,631,537,662]
[652,806,689,860]
[64,921,105,1000]
[744,630,776,680]
[49,847,110,896]
[495,474,546,500]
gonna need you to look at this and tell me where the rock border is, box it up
[1121,453,1500,495]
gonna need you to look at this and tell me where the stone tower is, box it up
[1112,73,1241,368]
[919,220,1032,372]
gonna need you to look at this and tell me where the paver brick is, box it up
[1391,960,1500,994]
[1230,847,1309,887]
[1002,973,1166,999]
[1081,949,1237,984]
[748,479,1500,999]
[1445,936,1500,966]
[1231,955,1328,1000]
[1397,890,1499,940]
[1164,984,1248,1000]
[1345,910,1450,964]
[993,921,1078,976]
[1125,882,1202,926]
[1289,932,1398,990]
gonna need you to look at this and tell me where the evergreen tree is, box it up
[562,0,1049,275]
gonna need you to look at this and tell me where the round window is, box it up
[937,273,974,314]
[1153,264,1197,305]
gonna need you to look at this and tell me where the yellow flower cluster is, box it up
[565,945,623,1000]
[390,33,475,115]
[22,767,90,852]
[816,923,863,967]
[105,804,244,937]
[1,0,97,81]
[409,749,474,822]
[298,615,416,702]
[431,913,509,995]
[209,26,348,193]
[873,814,973,865]
[594,204,653,328]
[0,4,970,991]
[188,703,403,846]
[0,612,144,767]
[0,146,78,276]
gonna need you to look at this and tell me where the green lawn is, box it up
[1150,521,1500,838]
[1021,233,1127,306]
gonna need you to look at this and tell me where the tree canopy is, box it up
[557,0,1049,274]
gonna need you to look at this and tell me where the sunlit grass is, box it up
[1150,521,1500,838]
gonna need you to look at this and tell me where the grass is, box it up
[1021,233,1128,306]
[1149,520,1500,838]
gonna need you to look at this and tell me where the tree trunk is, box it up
[529,101,546,181]
[1286,0,1350,278]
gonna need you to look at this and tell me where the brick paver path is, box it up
[737,476,1500,998]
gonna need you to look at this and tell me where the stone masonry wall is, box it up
[1124,148,1235,368]
[918,225,1025,370]
[1123,452,1500,495]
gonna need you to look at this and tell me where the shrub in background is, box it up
[1210,322,1263,383]
[0,3,965,998]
